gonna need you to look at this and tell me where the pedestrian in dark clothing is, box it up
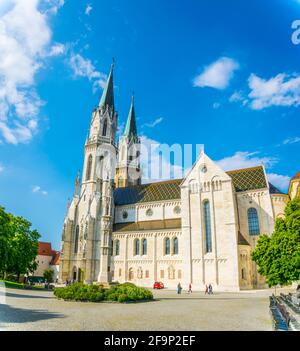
[188,283,192,293]
[205,284,208,294]
[177,282,182,294]
[208,284,213,295]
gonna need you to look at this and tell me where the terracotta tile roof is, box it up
[38,242,53,256]
[113,219,181,232]
[226,166,268,192]
[114,179,182,206]
[50,251,60,265]
[38,242,60,265]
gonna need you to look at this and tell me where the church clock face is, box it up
[201,165,207,173]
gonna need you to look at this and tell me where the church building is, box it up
[59,65,299,291]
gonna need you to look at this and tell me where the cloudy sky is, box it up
[0,0,300,249]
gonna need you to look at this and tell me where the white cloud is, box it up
[229,91,248,105]
[69,53,107,93]
[0,0,63,144]
[32,185,48,195]
[0,164,4,173]
[216,151,277,171]
[282,136,300,145]
[193,57,239,90]
[247,73,300,110]
[212,102,220,109]
[143,117,163,128]
[48,42,65,57]
[267,173,290,191]
[85,4,92,15]
[43,0,65,14]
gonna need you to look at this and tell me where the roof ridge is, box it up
[115,178,183,190]
[226,165,263,174]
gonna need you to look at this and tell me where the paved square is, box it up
[0,287,288,331]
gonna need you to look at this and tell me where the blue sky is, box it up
[0,0,300,249]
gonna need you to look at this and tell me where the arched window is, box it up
[115,240,120,256]
[102,119,108,136]
[86,154,93,180]
[248,208,260,235]
[165,237,170,255]
[74,225,79,253]
[173,237,178,255]
[142,238,147,255]
[203,200,212,253]
[134,239,140,255]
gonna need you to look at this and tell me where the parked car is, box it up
[153,281,164,289]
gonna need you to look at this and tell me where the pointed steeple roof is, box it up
[124,94,138,140]
[99,62,115,111]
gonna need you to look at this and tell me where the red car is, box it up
[153,281,164,289]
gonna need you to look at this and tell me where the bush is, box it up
[53,282,153,303]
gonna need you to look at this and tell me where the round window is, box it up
[122,211,128,219]
[173,206,181,215]
[146,208,153,217]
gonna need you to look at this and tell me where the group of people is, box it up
[177,283,213,295]
[65,279,76,286]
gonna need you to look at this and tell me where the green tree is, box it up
[0,207,12,278]
[7,215,41,280]
[43,268,54,283]
[252,198,300,287]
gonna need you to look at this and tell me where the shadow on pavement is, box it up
[1,291,52,300]
[0,303,64,326]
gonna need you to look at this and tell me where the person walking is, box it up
[177,282,182,294]
[188,283,192,293]
[208,284,213,295]
[205,284,208,294]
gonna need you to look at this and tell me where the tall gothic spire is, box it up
[124,94,138,141]
[99,62,115,111]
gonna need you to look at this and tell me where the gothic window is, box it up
[142,238,147,255]
[86,154,93,181]
[119,268,122,277]
[173,237,178,255]
[178,270,182,279]
[74,225,79,253]
[145,270,149,278]
[164,237,170,255]
[248,208,260,235]
[134,238,140,256]
[102,119,108,136]
[115,240,120,256]
[168,266,175,280]
[128,268,134,281]
[160,270,164,279]
[137,267,143,279]
[203,200,212,253]
[241,268,246,280]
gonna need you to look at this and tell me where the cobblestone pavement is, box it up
[1,286,291,331]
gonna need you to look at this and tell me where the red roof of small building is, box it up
[292,171,300,181]
[50,251,60,265]
[38,242,60,265]
[38,242,53,256]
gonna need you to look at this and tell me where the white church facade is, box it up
[59,64,299,291]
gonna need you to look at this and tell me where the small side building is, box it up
[33,242,61,281]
